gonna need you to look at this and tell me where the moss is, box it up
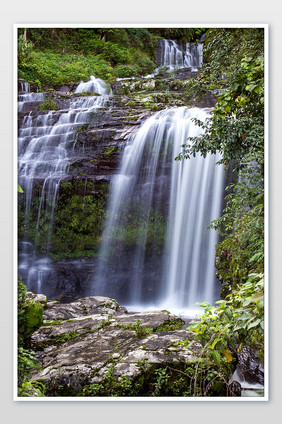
[100,299,119,311]
[43,320,64,326]
[104,146,119,157]
[74,124,88,133]
[82,305,88,315]
[74,91,101,97]
[114,319,153,338]
[155,319,183,332]
[38,99,59,111]
[18,179,109,261]
[18,280,44,347]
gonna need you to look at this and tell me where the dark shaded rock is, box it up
[228,380,242,397]
[236,345,264,386]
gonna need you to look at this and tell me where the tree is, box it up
[178,28,265,371]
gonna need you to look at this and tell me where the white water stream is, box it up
[18,71,224,315]
[94,107,224,316]
[18,76,112,293]
[158,39,203,72]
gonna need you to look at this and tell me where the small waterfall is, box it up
[93,107,224,315]
[158,39,203,72]
[18,76,112,295]
[75,75,112,95]
[18,81,46,113]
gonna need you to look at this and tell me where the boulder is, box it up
[30,295,201,396]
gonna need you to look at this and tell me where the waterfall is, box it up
[75,75,112,95]
[158,40,203,72]
[93,106,224,316]
[18,75,224,315]
[18,82,46,113]
[18,76,112,295]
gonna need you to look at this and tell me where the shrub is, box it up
[18,277,44,347]
[115,64,140,78]
[38,99,59,111]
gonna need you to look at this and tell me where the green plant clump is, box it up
[18,180,109,260]
[188,272,264,369]
[18,277,44,347]
[17,278,46,397]
[38,98,59,111]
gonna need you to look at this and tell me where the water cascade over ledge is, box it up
[93,106,224,316]
[156,39,203,72]
[18,77,112,295]
[18,74,224,316]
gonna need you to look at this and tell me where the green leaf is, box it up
[210,337,222,350]
[211,350,221,367]
[247,319,261,330]
[197,302,211,308]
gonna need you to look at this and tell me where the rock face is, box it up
[30,295,202,396]
[18,69,218,303]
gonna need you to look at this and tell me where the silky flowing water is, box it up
[18,47,224,316]
[158,39,203,72]
[93,107,224,316]
[18,77,112,293]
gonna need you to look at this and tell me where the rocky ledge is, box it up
[29,293,203,396]
[26,293,264,397]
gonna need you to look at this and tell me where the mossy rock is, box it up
[18,298,44,346]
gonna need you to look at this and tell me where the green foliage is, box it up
[18,180,109,260]
[149,28,205,42]
[38,98,59,111]
[18,347,40,386]
[17,278,45,396]
[115,319,153,338]
[18,27,204,85]
[18,277,44,347]
[18,34,34,66]
[18,50,114,85]
[18,380,46,397]
[115,64,140,78]
[175,28,265,378]
[78,360,229,397]
[18,28,156,85]
[188,272,264,363]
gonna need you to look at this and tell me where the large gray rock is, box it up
[30,296,201,395]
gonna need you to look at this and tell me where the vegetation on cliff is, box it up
[17,27,266,397]
[18,27,205,85]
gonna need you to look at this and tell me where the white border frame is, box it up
[13,23,269,402]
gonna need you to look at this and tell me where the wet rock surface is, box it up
[30,295,200,394]
[236,345,264,386]
[18,69,220,317]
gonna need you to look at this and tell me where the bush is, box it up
[38,99,59,111]
[115,64,140,78]
[18,278,44,347]
[188,272,264,365]
[17,278,45,397]
[19,50,114,85]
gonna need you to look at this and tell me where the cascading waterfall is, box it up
[93,106,224,315]
[18,73,224,316]
[18,76,112,295]
[158,39,203,72]
[18,82,46,113]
